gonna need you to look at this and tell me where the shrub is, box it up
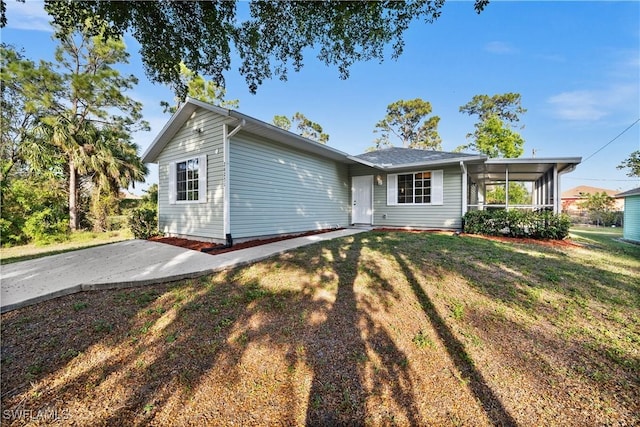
[106,215,128,231]
[1,177,67,246]
[128,207,158,239]
[22,208,70,245]
[463,209,571,240]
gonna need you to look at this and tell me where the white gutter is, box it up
[223,119,246,237]
[346,156,382,169]
[378,155,487,171]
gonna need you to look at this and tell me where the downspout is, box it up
[460,161,468,216]
[222,119,246,246]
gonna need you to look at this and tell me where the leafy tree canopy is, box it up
[459,92,526,125]
[1,22,148,233]
[273,112,329,144]
[372,98,442,150]
[579,191,616,226]
[617,150,640,178]
[272,115,292,131]
[485,182,530,205]
[463,114,525,158]
[160,62,239,114]
[456,93,526,158]
[1,0,488,95]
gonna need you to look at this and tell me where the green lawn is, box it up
[0,229,133,264]
[1,227,638,425]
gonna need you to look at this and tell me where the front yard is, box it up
[1,228,638,425]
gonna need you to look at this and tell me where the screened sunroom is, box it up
[463,158,582,214]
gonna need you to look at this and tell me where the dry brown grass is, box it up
[2,229,639,426]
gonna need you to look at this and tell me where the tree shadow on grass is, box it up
[0,233,425,425]
[391,250,519,427]
[300,234,421,425]
[9,231,634,424]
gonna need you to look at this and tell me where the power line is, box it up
[565,177,639,182]
[582,118,640,163]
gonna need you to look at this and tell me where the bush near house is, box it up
[126,184,159,239]
[463,209,571,239]
[127,207,158,239]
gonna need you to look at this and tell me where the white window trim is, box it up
[168,155,207,205]
[387,169,443,206]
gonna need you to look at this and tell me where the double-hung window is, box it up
[387,170,443,206]
[177,158,199,201]
[169,155,207,204]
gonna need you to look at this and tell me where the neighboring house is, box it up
[142,98,581,243]
[561,185,625,214]
[616,187,640,243]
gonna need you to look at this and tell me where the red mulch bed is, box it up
[149,228,344,254]
[152,227,581,254]
[468,233,583,248]
[371,227,582,248]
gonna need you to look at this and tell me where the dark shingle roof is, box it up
[354,147,482,167]
[616,187,640,197]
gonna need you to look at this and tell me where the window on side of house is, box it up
[387,170,443,206]
[176,158,199,201]
[169,155,207,204]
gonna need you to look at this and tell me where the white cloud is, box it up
[547,84,639,122]
[547,91,608,121]
[484,41,518,55]
[5,0,52,32]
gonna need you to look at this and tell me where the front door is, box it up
[352,175,373,224]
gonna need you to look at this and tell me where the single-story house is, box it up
[616,187,640,243]
[142,98,582,243]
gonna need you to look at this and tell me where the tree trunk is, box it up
[69,160,78,231]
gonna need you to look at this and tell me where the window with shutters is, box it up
[387,169,443,206]
[176,158,200,201]
[397,171,432,204]
[169,155,207,204]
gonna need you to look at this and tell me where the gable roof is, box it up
[142,99,581,180]
[561,185,619,199]
[142,98,354,164]
[353,147,486,170]
[616,187,640,197]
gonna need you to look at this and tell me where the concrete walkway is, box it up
[1,228,366,313]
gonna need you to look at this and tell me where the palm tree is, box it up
[37,115,102,230]
[83,127,147,231]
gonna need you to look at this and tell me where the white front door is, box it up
[352,175,373,224]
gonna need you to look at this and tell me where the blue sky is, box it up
[3,1,639,195]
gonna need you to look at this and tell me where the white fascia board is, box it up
[226,109,353,162]
[486,157,582,165]
[346,156,384,169]
[380,155,487,171]
[141,101,199,163]
[181,98,353,163]
[142,98,238,164]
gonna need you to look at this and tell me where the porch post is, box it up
[505,165,509,210]
[553,164,559,213]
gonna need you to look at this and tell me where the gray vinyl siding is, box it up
[623,195,640,242]
[349,164,463,229]
[229,133,350,239]
[156,109,227,240]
